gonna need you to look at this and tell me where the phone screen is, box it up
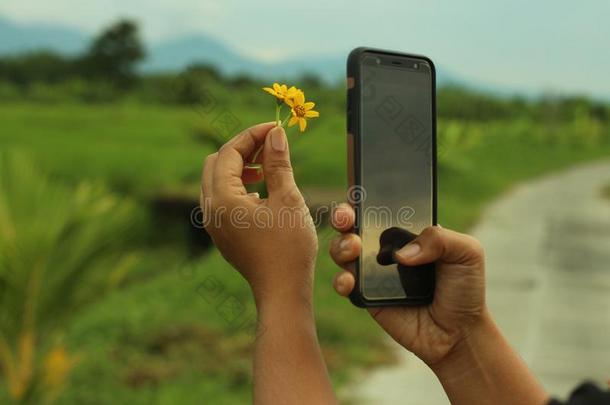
[358,53,434,300]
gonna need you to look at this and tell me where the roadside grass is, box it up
[1,99,609,404]
[437,118,610,230]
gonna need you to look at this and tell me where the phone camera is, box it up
[413,63,419,69]
[375,58,381,65]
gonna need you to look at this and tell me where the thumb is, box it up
[262,126,298,199]
[394,226,484,267]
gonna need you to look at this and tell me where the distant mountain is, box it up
[0,16,462,86]
[0,16,87,55]
[268,55,346,83]
[144,35,255,74]
[144,35,347,83]
[145,36,463,85]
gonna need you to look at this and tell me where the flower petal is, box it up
[303,102,315,110]
[263,87,276,96]
[288,116,299,127]
[285,98,295,107]
[273,83,281,92]
[295,91,305,105]
[305,110,319,118]
[299,117,307,132]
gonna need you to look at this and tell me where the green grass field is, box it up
[1,92,609,404]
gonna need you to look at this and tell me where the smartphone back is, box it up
[346,47,437,307]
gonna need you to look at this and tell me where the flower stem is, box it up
[250,144,264,165]
[248,103,285,166]
[281,111,292,127]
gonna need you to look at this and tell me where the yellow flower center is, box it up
[293,105,306,117]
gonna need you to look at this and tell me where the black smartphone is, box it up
[346,47,436,307]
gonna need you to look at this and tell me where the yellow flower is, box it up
[284,87,303,104]
[286,90,319,132]
[262,83,298,103]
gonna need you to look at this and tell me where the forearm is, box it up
[252,288,336,405]
[431,311,549,405]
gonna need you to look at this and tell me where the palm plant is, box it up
[0,152,138,404]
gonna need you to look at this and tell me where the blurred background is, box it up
[0,1,609,404]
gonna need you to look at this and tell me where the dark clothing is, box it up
[549,383,610,405]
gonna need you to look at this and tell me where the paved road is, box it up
[344,160,610,404]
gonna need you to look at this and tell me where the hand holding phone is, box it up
[329,204,488,366]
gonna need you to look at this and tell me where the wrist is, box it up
[254,287,313,313]
[430,310,549,405]
[430,309,498,378]
[253,285,316,341]
[251,270,314,316]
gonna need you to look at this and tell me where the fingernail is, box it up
[339,238,351,251]
[270,127,286,152]
[335,278,347,295]
[396,242,421,260]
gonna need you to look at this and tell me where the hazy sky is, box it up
[2,0,609,97]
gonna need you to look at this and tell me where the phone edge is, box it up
[346,46,437,308]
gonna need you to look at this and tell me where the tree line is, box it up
[0,19,608,123]
[0,20,144,88]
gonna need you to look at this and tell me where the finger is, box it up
[331,203,355,232]
[329,233,361,267]
[261,126,298,199]
[213,122,276,194]
[201,152,217,199]
[333,270,356,297]
[242,166,264,184]
[394,226,484,267]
